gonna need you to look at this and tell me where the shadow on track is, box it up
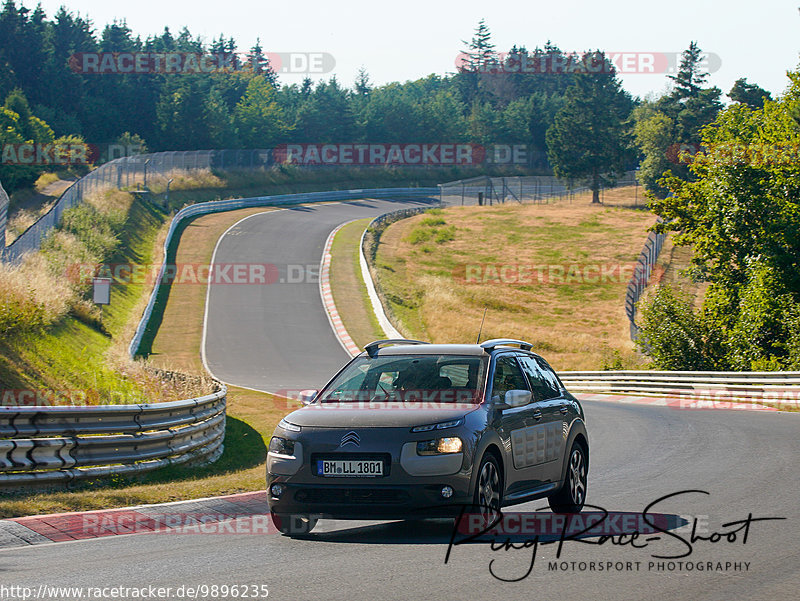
[288,511,688,545]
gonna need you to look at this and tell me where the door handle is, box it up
[532,411,543,420]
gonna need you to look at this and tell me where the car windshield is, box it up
[317,354,486,403]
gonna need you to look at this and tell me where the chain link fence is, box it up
[0,150,273,264]
[0,181,8,253]
[438,171,639,206]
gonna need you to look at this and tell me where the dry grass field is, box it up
[373,197,658,371]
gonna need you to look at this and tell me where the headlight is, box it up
[279,418,301,432]
[416,437,463,456]
[411,418,463,433]
[269,436,295,456]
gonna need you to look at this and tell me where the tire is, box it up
[271,512,318,536]
[548,441,587,514]
[472,453,503,531]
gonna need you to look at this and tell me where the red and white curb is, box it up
[0,491,270,549]
[319,221,361,357]
[574,393,780,412]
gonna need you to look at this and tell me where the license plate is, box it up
[316,459,384,477]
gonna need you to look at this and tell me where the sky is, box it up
[30,0,800,100]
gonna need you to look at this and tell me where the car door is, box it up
[489,353,550,492]
[517,354,565,483]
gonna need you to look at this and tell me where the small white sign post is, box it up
[92,277,111,318]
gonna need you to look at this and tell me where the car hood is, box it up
[283,402,480,428]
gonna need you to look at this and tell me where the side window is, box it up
[534,357,562,399]
[518,355,550,402]
[491,356,529,402]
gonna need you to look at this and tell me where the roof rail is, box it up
[364,339,430,356]
[480,338,533,352]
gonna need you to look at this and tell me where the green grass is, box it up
[329,218,384,348]
[371,201,658,370]
[0,198,165,398]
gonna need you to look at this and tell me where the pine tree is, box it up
[728,78,772,109]
[668,41,709,100]
[459,18,495,72]
[545,52,633,203]
[247,39,276,85]
[354,67,371,96]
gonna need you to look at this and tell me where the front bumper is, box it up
[266,424,478,519]
[266,474,474,519]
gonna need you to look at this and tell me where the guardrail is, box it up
[359,205,444,339]
[624,222,668,341]
[0,387,226,487]
[559,370,800,404]
[128,187,440,357]
[1,186,436,488]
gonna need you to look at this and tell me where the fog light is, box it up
[270,483,285,498]
[441,486,454,499]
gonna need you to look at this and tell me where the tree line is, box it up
[0,4,771,195]
[2,2,797,371]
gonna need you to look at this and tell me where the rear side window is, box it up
[519,355,560,400]
[490,355,528,402]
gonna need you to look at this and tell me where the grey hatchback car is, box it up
[266,339,588,535]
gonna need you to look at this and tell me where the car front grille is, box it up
[295,487,410,505]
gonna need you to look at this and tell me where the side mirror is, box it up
[298,389,319,405]
[503,389,532,408]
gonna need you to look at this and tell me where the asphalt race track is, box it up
[2,197,798,601]
[202,198,432,392]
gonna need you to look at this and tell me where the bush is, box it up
[60,204,120,258]
[725,260,798,370]
[0,275,49,336]
[636,285,719,370]
[1,188,134,340]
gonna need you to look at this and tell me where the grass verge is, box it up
[329,218,384,349]
[370,195,657,371]
[0,202,306,516]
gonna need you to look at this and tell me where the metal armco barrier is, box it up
[559,370,800,403]
[1,184,434,487]
[128,187,439,358]
[0,387,226,487]
[359,204,443,339]
[625,219,668,341]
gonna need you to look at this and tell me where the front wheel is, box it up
[472,453,502,531]
[271,512,318,536]
[548,442,587,513]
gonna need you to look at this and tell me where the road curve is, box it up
[202,198,431,392]
[1,401,797,600]
[2,196,797,601]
